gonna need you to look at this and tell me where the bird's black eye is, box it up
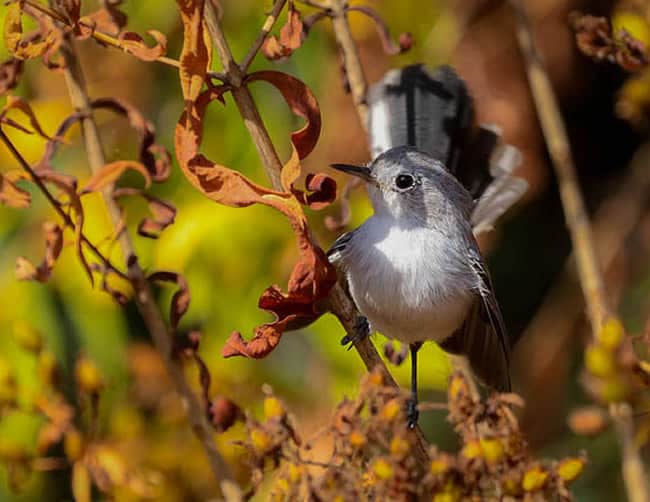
[395,174,415,189]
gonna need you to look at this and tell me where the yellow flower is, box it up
[557,457,585,483]
[522,466,549,492]
[372,458,393,480]
[264,396,286,421]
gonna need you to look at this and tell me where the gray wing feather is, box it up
[327,230,355,267]
[441,248,511,392]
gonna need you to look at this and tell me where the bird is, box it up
[328,64,527,427]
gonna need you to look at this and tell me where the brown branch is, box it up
[510,2,649,500]
[55,35,242,500]
[0,128,128,283]
[202,0,430,467]
[325,0,369,128]
[239,0,288,72]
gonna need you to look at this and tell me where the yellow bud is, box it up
[333,496,345,502]
[0,439,28,461]
[601,378,628,403]
[251,428,272,455]
[433,493,460,502]
[64,430,84,461]
[287,463,302,483]
[372,458,393,480]
[502,475,522,496]
[274,478,290,494]
[390,436,410,459]
[448,374,469,401]
[522,466,548,492]
[479,438,505,464]
[585,345,615,377]
[13,321,43,353]
[263,396,285,421]
[612,11,650,46]
[430,458,450,475]
[349,430,367,448]
[37,351,59,387]
[366,369,384,387]
[557,457,585,483]
[380,398,402,422]
[75,357,104,394]
[598,318,625,350]
[461,440,482,460]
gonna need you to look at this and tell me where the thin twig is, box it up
[510,2,649,501]
[239,0,288,72]
[325,0,368,127]
[0,128,129,282]
[55,35,242,501]
[202,0,430,468]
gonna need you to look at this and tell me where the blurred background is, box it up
[1,0,649,500]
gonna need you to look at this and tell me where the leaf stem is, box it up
[239,0,288,73]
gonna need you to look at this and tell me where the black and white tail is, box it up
[367,64,528,235]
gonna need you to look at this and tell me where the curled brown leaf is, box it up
[0,96,54,141]
[148,271,190,331]
[0,170,31,209]
[0,58,23,95]
[15,222,63,283]
[118,30,167,62]
[80,160,152,194]
[262,2,304,61]
[91,98,172,182]
[176,0,212,103]
[4,2,59,61]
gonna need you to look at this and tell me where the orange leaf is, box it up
[80,160,151,194]
[3,2,59,61]
[261,2,304,61]
[0,96,54,140]
[118,30,167,62]
[176,0,211,103]
[0,170,31,208]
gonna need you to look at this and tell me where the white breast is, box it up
[344,217,474,344]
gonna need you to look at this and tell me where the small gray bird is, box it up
[328,65,527,427]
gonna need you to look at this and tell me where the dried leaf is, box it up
[54,0,81,24]
[39,171,92,285]
[0,170,31,208]
[0,96,54,141]
[15,222,63,282]
[86,2,127,36]
[176,0,212,103]
[347,6,413,55]
[148,271,190,330]
[118,30,167,62]
[262,2,304,61]
[175,11,336,358]
[91,98,172,181]
[137,195,176,239]
[0,58,23,95]
[4,2,59,61]
[80,160,152,194]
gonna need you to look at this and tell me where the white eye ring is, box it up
[395,174,415,190]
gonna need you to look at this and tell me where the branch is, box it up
[55,35,242,501]
[239,0,288,72]
[202,0,430,468]
[325,0,369,127]
[0,128,128,283]
[510,2,649,500]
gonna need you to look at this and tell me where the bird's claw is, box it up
[340,316,370,350]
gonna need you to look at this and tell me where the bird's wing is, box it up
[326,230,356,268]
[440,247,511,392]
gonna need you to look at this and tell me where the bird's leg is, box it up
[407,342,423,429]
[340,315,370,349]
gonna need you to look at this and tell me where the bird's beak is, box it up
[329,163,373,182]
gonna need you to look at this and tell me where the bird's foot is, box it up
[406,398,419,429]
[340,316,370,350]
